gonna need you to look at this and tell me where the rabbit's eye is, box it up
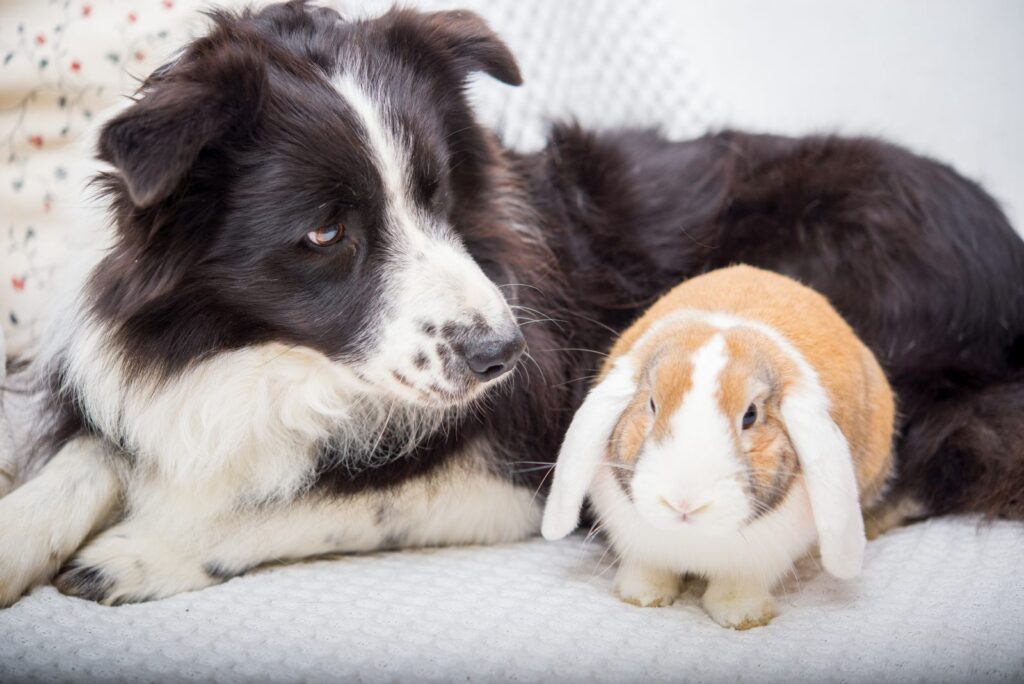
[742,403,757,429]
[649,396,657,414]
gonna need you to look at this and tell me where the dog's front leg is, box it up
[55,459,540,604]
[52,475,294,605]
[0,437,122,606]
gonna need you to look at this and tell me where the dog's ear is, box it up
[413,10,522,86]
[98,46,265,208]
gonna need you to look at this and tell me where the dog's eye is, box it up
[306,223,346,247]
[649,395,657,414]
[742,403,757,429]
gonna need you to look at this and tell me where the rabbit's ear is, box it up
[781,382,866,579]
[541,360,637,540]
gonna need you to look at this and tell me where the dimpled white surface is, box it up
[1,517,1023,682]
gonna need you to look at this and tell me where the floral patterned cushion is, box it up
[0,0,213,357]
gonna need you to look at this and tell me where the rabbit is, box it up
[541,264,895,629]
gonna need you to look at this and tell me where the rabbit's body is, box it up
[543,265,895,628]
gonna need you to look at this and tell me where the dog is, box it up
[1,1,1022,606]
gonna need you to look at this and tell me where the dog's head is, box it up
[93,1,526,408]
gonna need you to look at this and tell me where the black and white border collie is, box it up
[1,1,1023,606]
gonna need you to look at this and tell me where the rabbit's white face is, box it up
[610,329,800,534]
[630,335,751,532]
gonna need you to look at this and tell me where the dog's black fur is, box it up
[41,1,1024,522]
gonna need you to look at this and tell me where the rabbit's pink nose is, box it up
[660,497,712,521]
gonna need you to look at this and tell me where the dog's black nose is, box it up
[464,331,526,382]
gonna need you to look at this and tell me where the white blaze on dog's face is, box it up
[331,68,523,407]
[612,329,801,534]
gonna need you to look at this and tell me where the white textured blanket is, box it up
[1,518,1022,682]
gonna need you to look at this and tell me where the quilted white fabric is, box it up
[1,1,1023,681]
[1,518,1022,682]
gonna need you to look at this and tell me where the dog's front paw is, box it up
[614,560,681,608]
[0,491,62,607]
[701,578,775,630]
[55,528,216,605]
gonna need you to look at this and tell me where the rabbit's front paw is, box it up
[614,560,680,608]
[702,577,775,629]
